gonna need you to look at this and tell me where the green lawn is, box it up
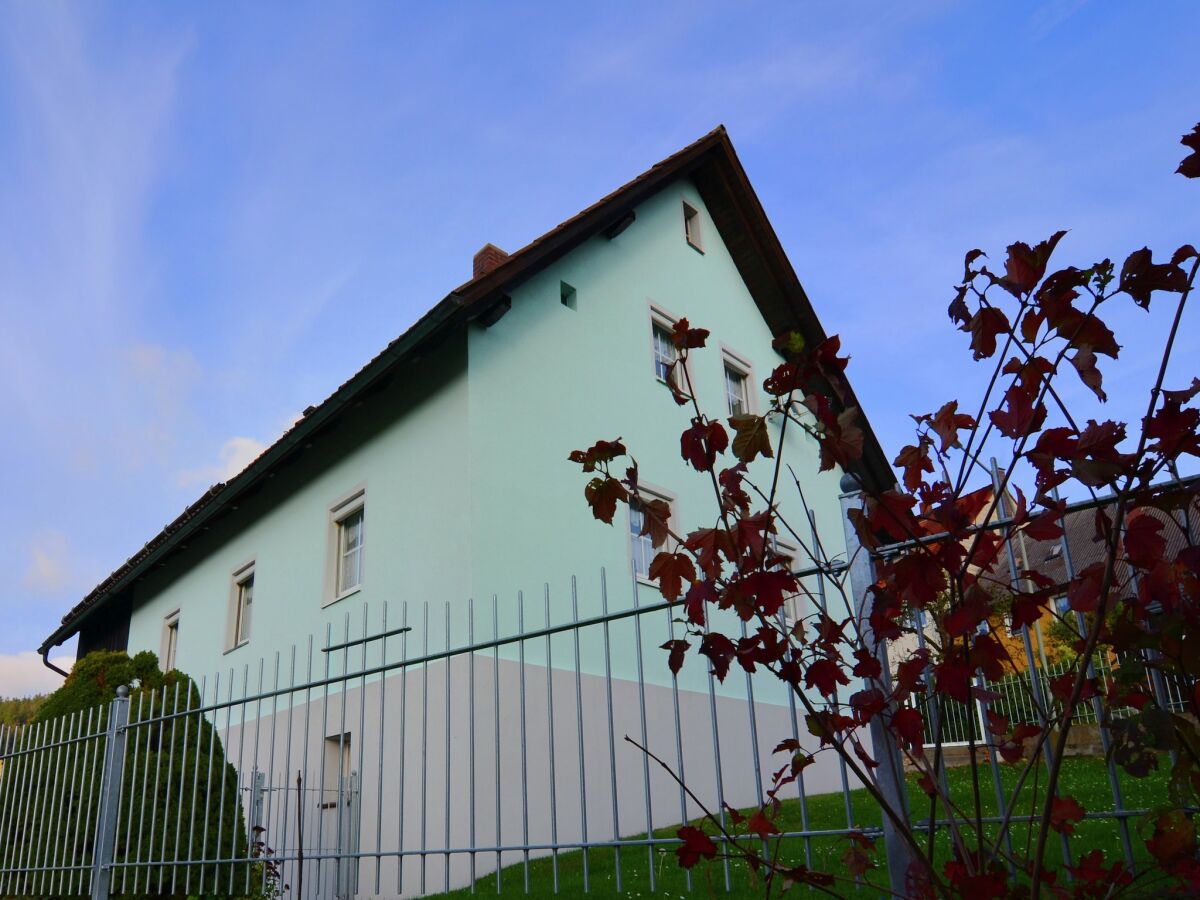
[439,756,1170,898]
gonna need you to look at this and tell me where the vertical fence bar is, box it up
[186,674,209,896]
[629,571,657,892]
[444,600,453,894]
[492,594,502,893]
[571,577,590,892]
[468,598,478,894]
[159,682,181,894]
[701,604,732,891]
[335,614,351,900]
[420,602,430,895]
[544,584,560,893]
[517,590,531,892]
[376,603,389,895]
[600,569,623,893]
[668,604,694,892]
[838,477,915,895]
[124,691,146,895]
[397,604,410,896]
[357,605,371,900]
[90,686,130,900]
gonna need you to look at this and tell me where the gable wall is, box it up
[465,178,851,697]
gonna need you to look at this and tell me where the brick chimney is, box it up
[472,243,509,279]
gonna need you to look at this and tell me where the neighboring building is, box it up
[36,128,894,895]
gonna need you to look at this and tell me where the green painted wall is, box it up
[122,176,852,705]
[125,333,472,683]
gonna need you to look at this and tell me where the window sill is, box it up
[323,586,362,609]
[686,239,705,255]
[223,640,250,656]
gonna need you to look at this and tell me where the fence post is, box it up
[839,475,916,897]
[90,685,130,900]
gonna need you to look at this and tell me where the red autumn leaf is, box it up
[680,419,729,472]
[1066,562,1105,612]
[804,657,850,699]
[985,709,1009,736]
[699,631,737,681]
[1144,809,1197,865]
[894,441,933,492]
[813,406,866,471]
[728,414,773,463]
[1177,122,1200,178]
[670,317,710,350]
[1049,795,1086,835]
[840,843,875,878]
[935,657,973,705]
[997,231,1066,296]
[1119,247,1189,309]
[989,382,1046,439]
[675,825,717,868]
[1123,511,1166,570]
[736,570,797,619]
[925,400,975,453]
[894,650,930,696]
[1011,593,1048,629]
[583,476,626,524]
[747,809,780,840]
[660,638,690,675]
[851,648,882,680]
[636,497,672,549]
[648,552,696,601]
[968,306,1010,359]
[891,706,925,752]
[1069,345,1107,401]
[568,437,627,472]
[682,578,716,626]
[850,688,886,722]
[1023,506,1064,540]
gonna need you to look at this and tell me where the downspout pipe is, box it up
[41,647,69,679]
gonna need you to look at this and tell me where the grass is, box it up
[438,756,1171,897]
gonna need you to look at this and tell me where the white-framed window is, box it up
[629,487,674,581]
[337,507,365,595]
[227,562,255,650]
[325,489,366,605]
[725,363,749,416]
[161,611,180,672]
[771,538,802,621]
[721,349,754,417]
[682,200,703,252]
[652,318,677,384]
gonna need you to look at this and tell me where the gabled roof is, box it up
[41,125,895,655]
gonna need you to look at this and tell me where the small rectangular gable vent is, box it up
[560,281,577,310]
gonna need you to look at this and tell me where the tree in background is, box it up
[0,696,46,727]
[571,124,1200,896]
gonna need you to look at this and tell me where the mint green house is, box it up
[39,128,893,897]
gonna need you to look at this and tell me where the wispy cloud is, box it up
[22,530,74,594]
[0,651,74,699]
[178,436,268,487]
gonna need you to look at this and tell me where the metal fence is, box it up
[0,469,1195,898]
[921,655,1195,746]
[0,570,867,900]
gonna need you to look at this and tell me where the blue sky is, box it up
[1,1,1197,696]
